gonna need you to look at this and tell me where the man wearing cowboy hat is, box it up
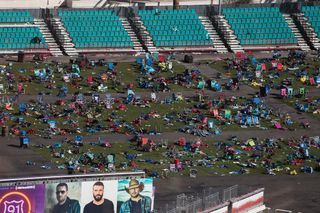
[119,179,152,213]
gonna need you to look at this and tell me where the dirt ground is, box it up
[0,52,319,212]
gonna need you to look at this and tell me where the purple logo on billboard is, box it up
[4,200,25,213]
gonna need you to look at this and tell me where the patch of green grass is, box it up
[0,61,200,95]
[31,135,320,177]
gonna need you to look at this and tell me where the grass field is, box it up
[0,60,194,95]
[31,136,320,177]
[209,57,320,92]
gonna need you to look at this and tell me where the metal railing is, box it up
[156,185,239,213]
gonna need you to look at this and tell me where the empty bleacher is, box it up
[223,7,297,46]
[0,10,48,52]
[58,9,133,49]
[302,6,320,38]
[0,27,47,49]
[0,10,33,23]
[138,9,213,48]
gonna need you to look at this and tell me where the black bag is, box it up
[184,55,193,63]
[18,51,25,62]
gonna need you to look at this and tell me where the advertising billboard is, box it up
[0,177,153,213]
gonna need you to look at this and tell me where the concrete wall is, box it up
[231,189,265,213]
[0,0,64,9]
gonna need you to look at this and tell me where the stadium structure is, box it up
[0,0,319,58]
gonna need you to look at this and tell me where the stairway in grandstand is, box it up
[282,14,310,51]
[138,9,215,52]
[119,17,144,53]
[0,10,50,54]
[299,6,320,50]
[50,17,78,56]
[214,14,244,53]
[34,18,64,56]
[198,16,228,53]
[131,16,159,53]
[222,7,299,51]
[56,9,137,54]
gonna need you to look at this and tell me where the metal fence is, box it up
[222,184,238,202]
[155,185,238,213]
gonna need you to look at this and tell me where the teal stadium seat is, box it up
[222,7,297,45]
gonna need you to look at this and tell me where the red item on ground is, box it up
[118,104,126,110]
[178,137,186,146]
[159,55,166,62]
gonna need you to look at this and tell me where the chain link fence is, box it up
[155,185,238,213]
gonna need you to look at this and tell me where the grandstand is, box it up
[298,5,320,50]
[0,1,319,56]
[0,10,52,55]
[137,9,217,52]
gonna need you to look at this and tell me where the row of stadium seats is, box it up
[61,16,119,21]
[72,37,131,43]
[152,35,210,41]
[240,39,297,45]
[302,6,320,38]
[0,37,43,43]
[234,28,292,34]
[0,27,40,33]
[224,12,283,19]
[154,40,211,47]
[139,9,212,47]
[69,31,128,37]
[302,11,320,16]
[143,19,202,26]
[228,17,285,24]
[139,14,199,20]
[0,43,47,49]
[0,17,33,23]
[63,21,122,27]
[66,26,124,32]
[150,30,206,36]
[75,42,132,48]
[59,9,133,49]
[307,16,320,21]
[0,11,31,17]
[237,33,296,39]
[302,6,320,11]
[223,7,280,13]
[223,7,296,45]
[59,9,114,16]
[139,9,197,15]
[147,24,205,31]
[232,23,289,29]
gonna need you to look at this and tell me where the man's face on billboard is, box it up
[56,186,68,204]
[93,185,104,202]
[129,187,140,199]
